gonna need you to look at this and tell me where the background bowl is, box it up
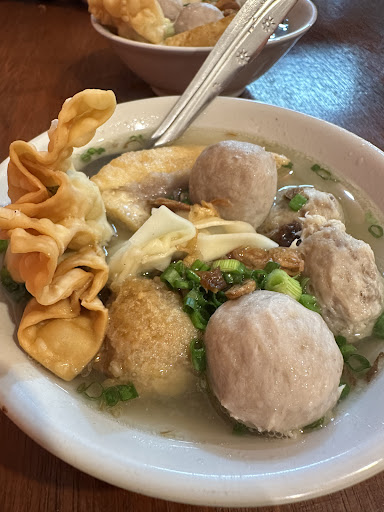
[2,95,384,507]
[90,0,317,96]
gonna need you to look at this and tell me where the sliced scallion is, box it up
[299,294,321,314]
[289,193,308,212]
[339,382,350,400]
[232,422,249,435]
[190,338,206,373]
[211,259,246,275]
[311,164,337,181]
[345,354,371,373]
[190,259,210,271]
[264,269,302,300]
[368,224,384,238]
[264,261,281,273]
[303,417,324,431]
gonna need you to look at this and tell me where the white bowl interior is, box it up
[1,96,384,507]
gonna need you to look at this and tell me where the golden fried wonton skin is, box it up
[0,89,116,381]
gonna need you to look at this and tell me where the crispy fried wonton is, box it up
[0,89,116,380]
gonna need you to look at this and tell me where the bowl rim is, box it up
[90,0,317,52]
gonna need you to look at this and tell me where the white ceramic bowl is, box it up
[90,0,317,96]
[1,96,384,507]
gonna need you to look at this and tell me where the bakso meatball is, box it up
[300,215,384,341]
[205,291,343,434]
[97,277,199,396]
[158,0,183,21]
[259,186,344,245]
[189,141,277,229]
[174,3,224,34]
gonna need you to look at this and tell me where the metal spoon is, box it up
[147,0,298,148]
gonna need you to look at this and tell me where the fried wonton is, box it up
[164,14,234,47]
[0,89,116,380]
[88,0,170,44]
[91,145,205,231]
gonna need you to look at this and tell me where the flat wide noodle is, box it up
[0,89,116,380]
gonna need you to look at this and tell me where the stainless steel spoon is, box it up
[147,0,298,149]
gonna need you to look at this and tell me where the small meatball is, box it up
[189,141,277,229]
[300,216,384,341]
[158,0,183,21]
[205,291,343,434]
[97,277,199,396]
[174,4,224,34]
[259,186,344,240]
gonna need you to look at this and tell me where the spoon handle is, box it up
[148,0,298,148]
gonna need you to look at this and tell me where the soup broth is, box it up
[69,128,384,442]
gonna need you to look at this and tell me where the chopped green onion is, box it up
[0,240,9,253]
[289,193,308,212]
[160,266,182,288]
[223,272,243,285]
[345,354,371,373]
[368,224,383,238]
[373,312,384,338]
[282,161,293,169]
[190,309,209,330]
[173,278,190,290]
[0,267,30,302]
[264,261,281,273]
[335,335,347,348]
[190,338,206,373]
[299,294,321,314]
[185,269,200,284]
[116,383,139,401]
[80,147,105,162]
[340,344,357,361]
[232,422,249,435]
[264,269,302,300]
[298,276,310,293]
[339,382,350,400]
[303,417,324,431]
[190,259,210,271]
[311,164,337,181]
[77,381,138,406]
[211,259,246,275]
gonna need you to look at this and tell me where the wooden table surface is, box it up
[1,1,383,511]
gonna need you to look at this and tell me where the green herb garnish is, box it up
[335,335,371,373]
[190,338,206,373]
[368,224,384,239]
[80,147,106,162]
[77,381,138,407]
[299,293,321,314]
[264,269,302,300]
[339,382,350,400]
[282,161,293,169]
[311,163,338,181]
[288,193,308,212]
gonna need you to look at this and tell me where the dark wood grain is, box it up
[1,1,384,511]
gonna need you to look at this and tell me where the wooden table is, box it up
[1,1,383,510]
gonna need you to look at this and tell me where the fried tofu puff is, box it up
[97,277,199,396]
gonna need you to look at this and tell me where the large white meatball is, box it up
[189,141,277,229]
[205,290,343,434]
[174,3,224,34]
[300,216,384,342]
